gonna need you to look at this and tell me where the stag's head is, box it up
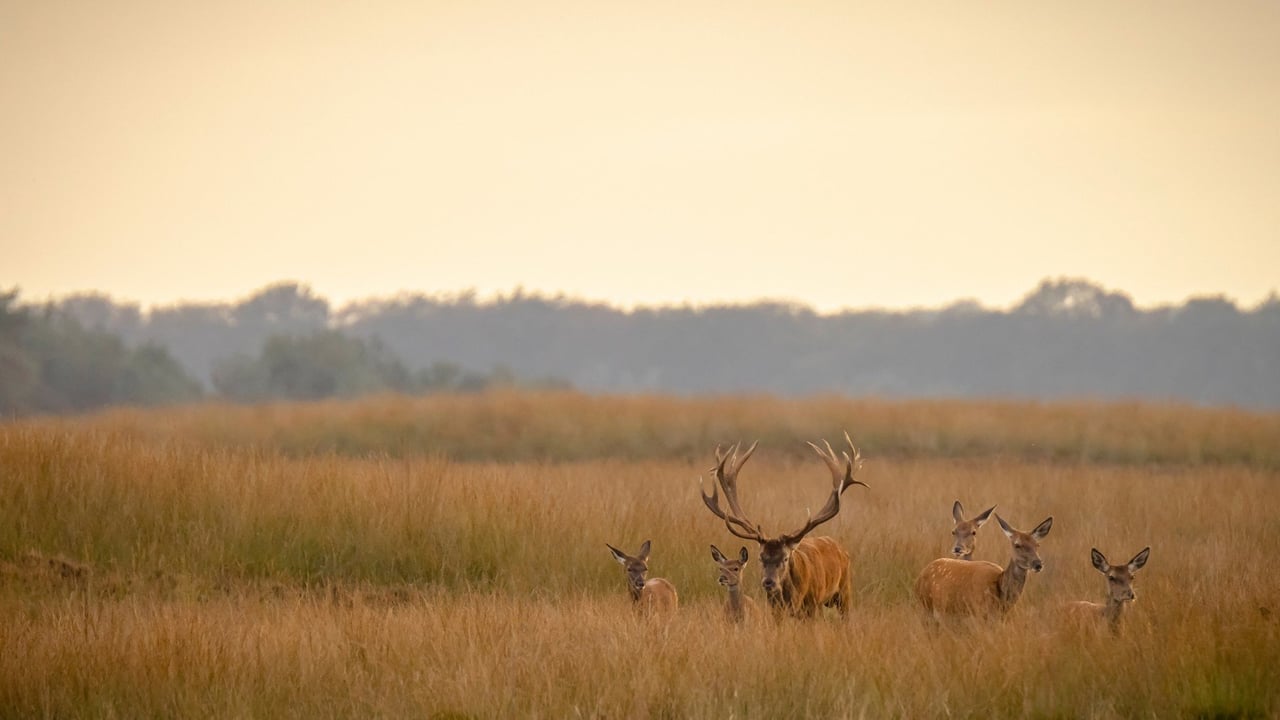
[995,514,1053,572]
[710,545,750,589]
[700,433,867,601]
[607,540,652,593]
[1091,546,1150,603]
[951,500,996,559]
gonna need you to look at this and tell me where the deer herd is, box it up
[608,432,1150,633]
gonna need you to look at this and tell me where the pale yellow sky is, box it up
[2,1,1278,311]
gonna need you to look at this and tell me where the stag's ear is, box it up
[1090,548,1109,574]
[607,544,628,565]
[952,500,965,524]
[1128,547,1150,572]
[637,540,652,561]
[995,513,1015,539]
[710,545,726,563]
[738,546,749,563]
[974,505,996,527]
[1031,516,1053,540]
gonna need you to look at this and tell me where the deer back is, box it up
[640,577,678,614]
[914,557,1005,615]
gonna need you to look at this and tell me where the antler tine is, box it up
[699,475,765,542]
[701,441,764,543]
[715,440,758,522]
[789,433,869,541]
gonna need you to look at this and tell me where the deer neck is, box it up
[725,583,746,619]
[996,559,1029,607]
[1103,596,1126,628]
[628,584,644,603]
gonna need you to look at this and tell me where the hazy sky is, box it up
[3,1,1278,312]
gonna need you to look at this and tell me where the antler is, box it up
[699,441,765,543]
[789,431,868,541]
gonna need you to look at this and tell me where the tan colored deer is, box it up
[1063,547,1150,633]
[710,544,759,624]
[606,540,678,614]
[700,432,867,618]
[950,500,996,560]
[914,513,1053,618]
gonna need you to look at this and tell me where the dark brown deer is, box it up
[699,432,867,618]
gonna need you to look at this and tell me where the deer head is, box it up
[951,500,996,559]
[710,545,750,589]
[1091,546,1150,603]
[606,540,651,595]
[995,514,1053,572]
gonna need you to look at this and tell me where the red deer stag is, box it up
[950,500,996,560]
[700,433,867,618]
[915,513,1053,618]
[710,544,759,624]
[606,540,678,614]
[1063,546,1150,633]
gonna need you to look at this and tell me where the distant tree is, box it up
[0,290,202,415]
[1014,278,1136,319]
[212,330,411,401]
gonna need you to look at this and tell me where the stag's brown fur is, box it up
[763,536,853,617]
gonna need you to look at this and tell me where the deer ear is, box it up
[1031,516,1053,540]
[739,546,749,563]
[952,500,965,524]
[607,544,628,565]
[974,505,996,527]
[638,540,651,561]
[710,544,726,563]
[1128,547,1150,572]
[995,513,1014,539]
[1090,548,1109,574]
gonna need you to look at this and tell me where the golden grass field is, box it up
[2,392,1278,718]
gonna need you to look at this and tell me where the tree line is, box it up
[0,287,547,415]
[2,278,1277,416]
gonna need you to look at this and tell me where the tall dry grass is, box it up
[2,394,1278,717]
[20,390,1280,467]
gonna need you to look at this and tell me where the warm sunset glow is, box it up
[3,1,1277,310]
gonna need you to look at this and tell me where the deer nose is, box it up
[952,546,964,555]
[762,578,776,591]
[1031,560,1044,572]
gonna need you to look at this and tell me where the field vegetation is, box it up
[2,392,1278,718]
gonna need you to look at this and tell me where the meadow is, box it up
[2,392,1278,718]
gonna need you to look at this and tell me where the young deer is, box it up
[950,500,996,560]
[1064,547,1150,633]
[710,545,759,624]
[915,513,1053,618]
[606,540,678,614]
[700,433,867,618]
